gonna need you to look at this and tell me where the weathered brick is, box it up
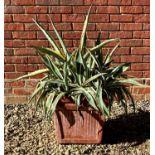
[143,23,150,30]
[5,56,28,64]
[25,23,48,31]
[97,6,119,13]
[131,47,150,55]
[5,48,14,56]
[85,0,107,5]
[28,56,42,64]
[4,96,28,104]
[37,14,60,22]
[5,15,12,22]
[133,31,150,39]
[110,31,132,38]
[36,0,59,5]
[50,6,72,13]
[4,31,12,39]
[127,71,143,78]
[110,15,133,22]
[60,0,83,5]
[62,32,81,39]
[134,14,150,23]
[25,6,48,13]
[4,65,15,72]
[89,14,109,22]
[120,6,143,13]
[5,81,25,88]
[16,64,38,72]
[13,88,33,96]
[87,32,108,39]
[120,39,143,47]
[25,40,48,47]
[5,6,25,14]
[120,23,142,30]
[108,0,131,5]
[5,40,25,48]
[13,32,36,39]
[143,55,150,62]
[96,23,119,30]
[49,23,72,31]
[62,14,84,22]
[5,23,24,31]
[132,0,150,5]
[73,23,95,31]
[143,39,150,46]
[14,48,37,56]
[5,72,26,79]
[131,63,150,71]
[11,0,35,5]
[4,0,11,5]
[13,14,36,22]
[73,6,96,13]
[143,6,150,13]
[115,47,130,55]
[121,55,143,62]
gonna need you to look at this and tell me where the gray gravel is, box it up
[5,101,150,155]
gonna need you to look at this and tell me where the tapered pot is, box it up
[53,97,104,144]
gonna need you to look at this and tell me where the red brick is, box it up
[63,40,73,47]
[120,23,142,30]
[5,81,25,88]
[110,15,133,22]
[37,14,60,22]
[134,15,150,23]
[50,6,72,13]
[131,87,150,94]
[28,56,42,64]
[143,56,150,62]
[25,40,48,47]
[131,63,150,71]
[13,14,36,22]
[132,0,150,5]
[143,24,150,30]
[14,48,37,56]
[37,31,57,39]
[97,6,119,13]
[73,6,96,13]
[4,15,12,23]
[120,39,143,47]
[96,23,119,30]
[121,56,143,63]
[89,14,109,22]
[13,32,36,39]
[60,0,83,5]
[25,6,48,13]
[85,0,107,5]
[5,23,24,31]
[120,6,143,13]
[133,31,150,39]
[36,0,59,5]
[4,0,11,5]
[5,48,14,56]
[108,0,131,5]
[110,31,132,39]
[5,56,28,64]
[25,80,39,88]
[143,71,150,78]
[5,40,25,48]
[143,6,150,13]
[4,88,12,95]
[115,47,130,55]
[16,64,38,72]
[11,0,35,5]
[5,72,26,79]
[127,71,143,78]
[131,47,150,55]
[73,23,95,31]
[4,31,12,39]
[143,39,150,46]
[5,6,25,14]
[25,23,48,31]
[62,14,84,22]
[13,88,32,96]
[4,65,15,72]
[49,23,72,31]
[62,32,81,39]
[113,56,121,63]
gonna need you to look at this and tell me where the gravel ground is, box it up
[4,101,150,155]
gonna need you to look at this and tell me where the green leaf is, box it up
[89,38,120,53]
[63,61,68,91]
[48,16,70,60]
[48,92,66,117]
[79,6,91,52]
[33,19,62,53]
[34,46,65,62]
[7,69,49,82]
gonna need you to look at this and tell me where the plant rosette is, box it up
[9,6,146,144]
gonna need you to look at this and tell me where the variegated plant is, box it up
[11,7,145,120]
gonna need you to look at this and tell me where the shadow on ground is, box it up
[102,110,150,146]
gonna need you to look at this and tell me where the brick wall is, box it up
[4,0,150,104]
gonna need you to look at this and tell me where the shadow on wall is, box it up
[103,110,150,145]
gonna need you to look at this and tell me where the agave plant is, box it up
[11,7,144,120]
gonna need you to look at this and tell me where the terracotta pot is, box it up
[53,97,104,144]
